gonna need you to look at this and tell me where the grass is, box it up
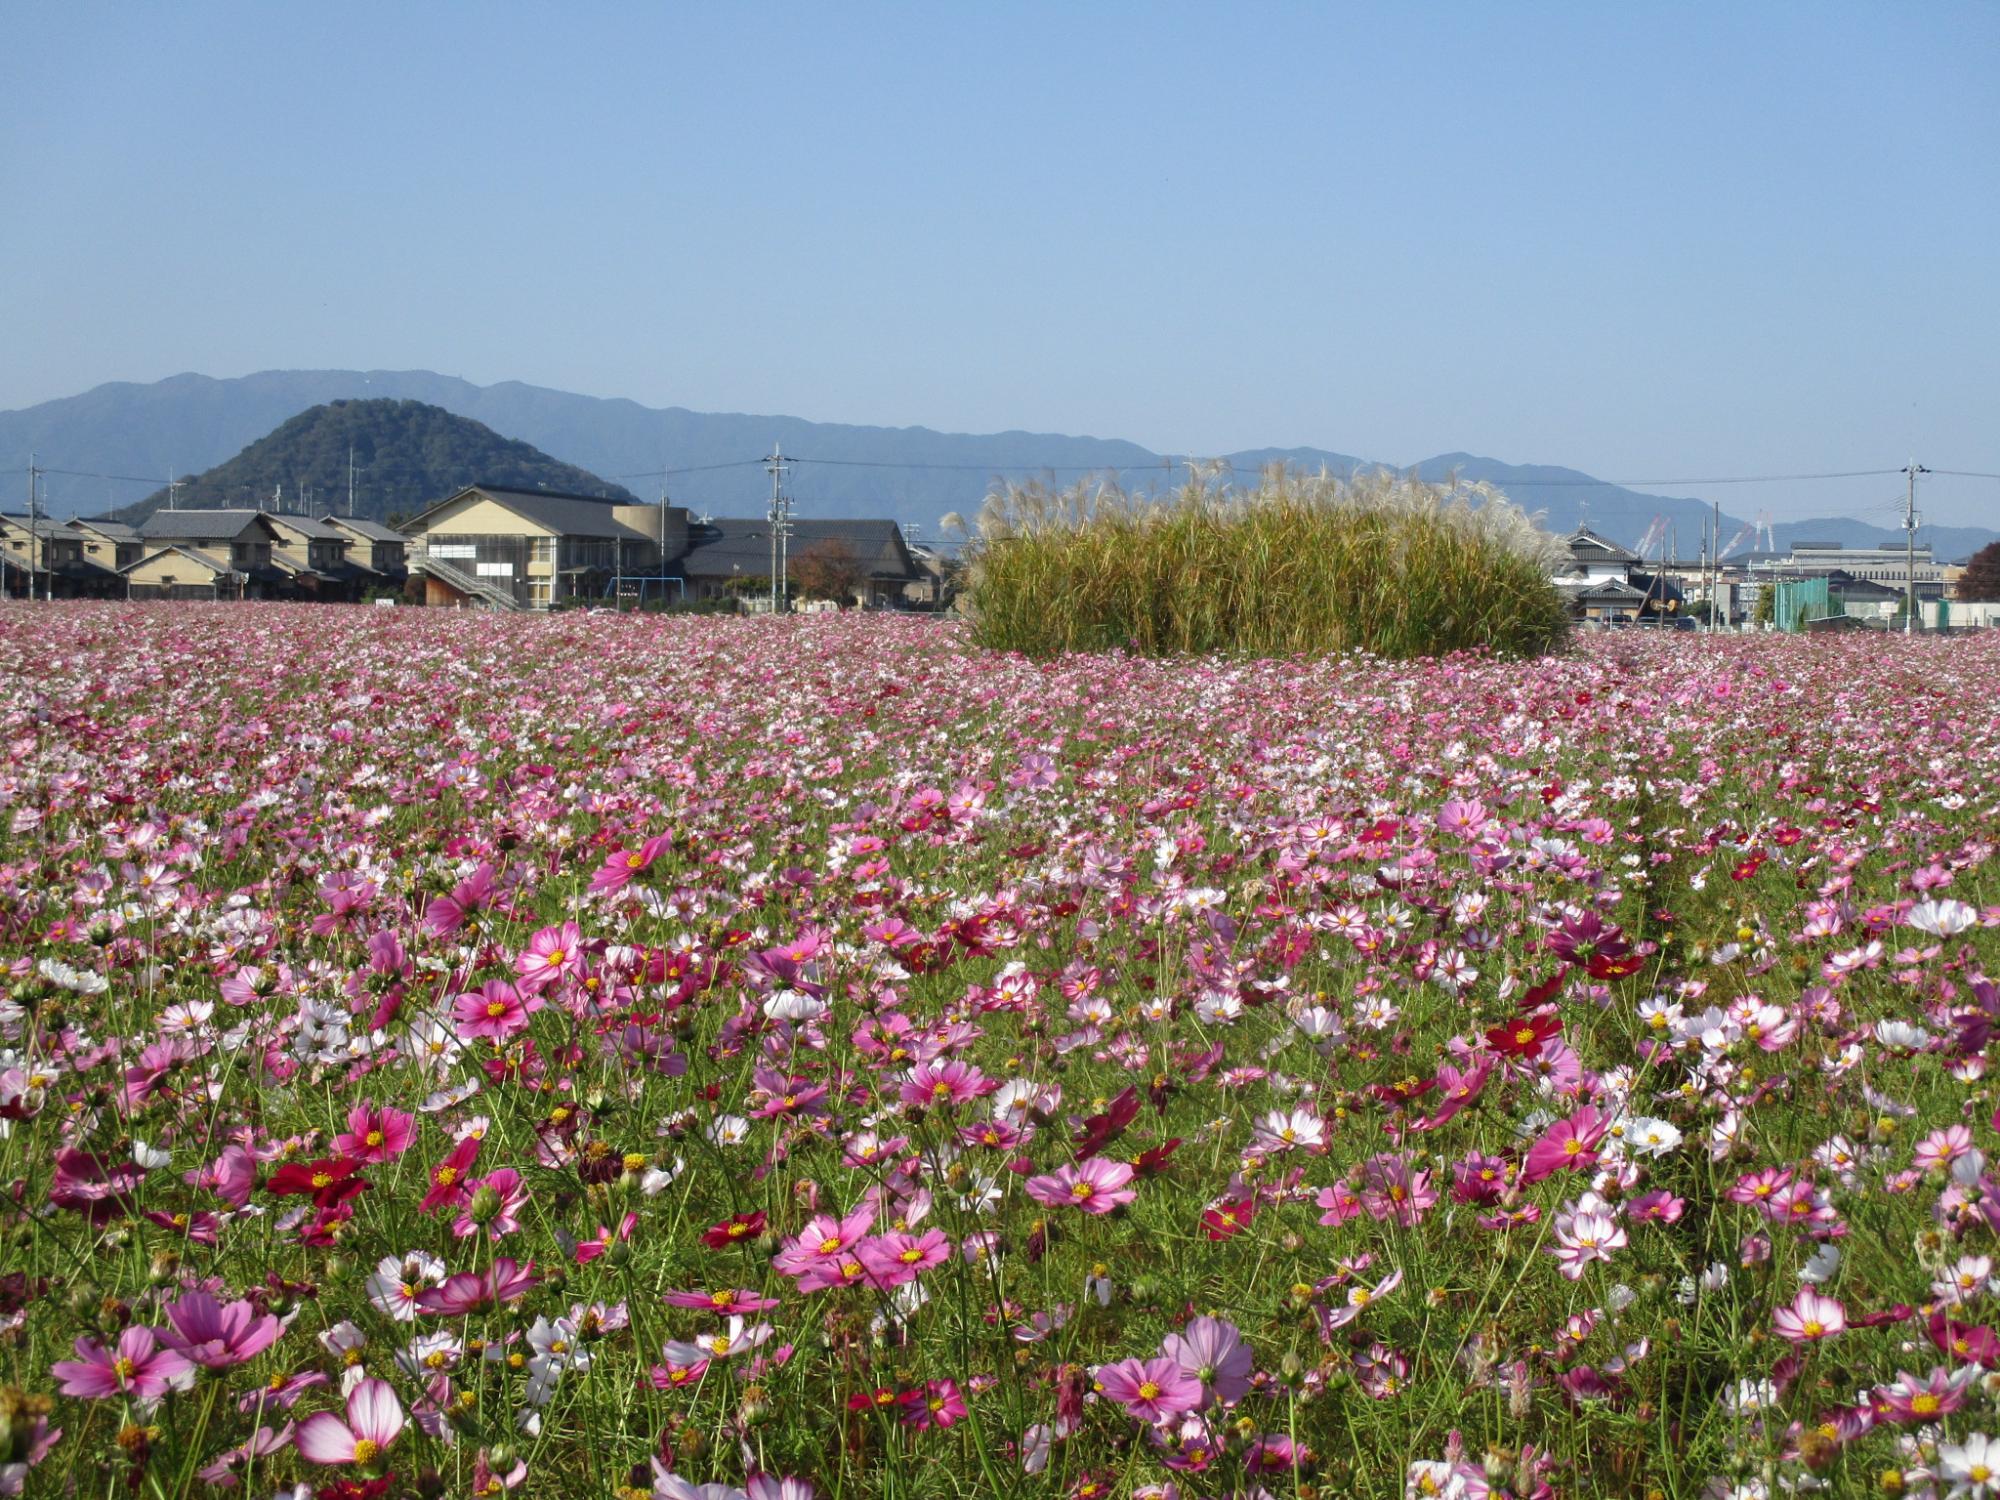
[957,466,1572,659]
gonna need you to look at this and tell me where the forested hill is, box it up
[118,399,636,523]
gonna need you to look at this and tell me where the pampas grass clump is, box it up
[957,466,1571,660]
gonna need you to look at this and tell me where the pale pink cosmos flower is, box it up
[515,921,586,993]
[1549,1206,1627,1280]
[1095,1355,1204,1423]
[1772,1286,1846,1344]
[296,1376,404,1466]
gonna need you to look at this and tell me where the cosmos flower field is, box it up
[3,606,1999,1500]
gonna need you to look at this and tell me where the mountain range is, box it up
[4,368,1994,560]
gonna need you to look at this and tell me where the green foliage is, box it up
[961,467,1572,660]
[122,399,634,523]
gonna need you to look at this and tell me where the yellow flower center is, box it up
[352,1438,379,1464]
[113,1357,138,1381]
[1070,1182,1094,1199]
[1137,1380,1162,1400]
[1912,1394,1941,1415]
[485,1001,507,1018]
[365,1130,384,1147]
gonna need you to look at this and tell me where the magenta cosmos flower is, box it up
[51,1325,194,1401]
[451,981,540,1042]
[159,1288,285,1368]
[1520,1105,1610,1185]
[335,1102,417,1164]
[1095,1355,1204,1423]
[1160,1315,1254,1407]
[1024,1159,1136,1215]
[296,1376,404,1467]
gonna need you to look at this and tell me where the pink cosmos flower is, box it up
[452,1167,528,1241]
[1160,1316,1253,1408]
[590,835,672,895]
[898,1060,995,1111]
[515,921,585,993]
[187,1143,257,1209]
[159,1289,285,1368]
[416,1258,539,1316]
[856,1229,952,1289]
[899,1378,968,1430]
[452,981,540,1042]
[296,1376,404,1466]
[1024,1159,1137,1215]
[51,1326,193,1402]
[773,1206,877,1289]
[1095,1356,1204,1423]
[1521,1105,1610,1185]
[197,1424,292,1487]
[663,1287,781,1315]
[1773,1287,1846,1344]
[335,1102,417,1164]
[1873,1365,1978,1425]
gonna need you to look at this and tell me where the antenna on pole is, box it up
[1904,461,1929,635]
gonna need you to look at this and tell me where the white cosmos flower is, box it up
[1908,899,1978,937]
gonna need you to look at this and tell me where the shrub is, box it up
[957,465,1571,659]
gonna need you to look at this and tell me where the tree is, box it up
[1957,541,2000,602]
[792,539,866,604]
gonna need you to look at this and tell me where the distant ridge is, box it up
[4,368,1994,559]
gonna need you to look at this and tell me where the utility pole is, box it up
[1712,498,1720,631]
[1904,462,1928,635]
[26,452,39,602]
[168,469,184,511]
[348,444,357,518]
[764,443,790,615]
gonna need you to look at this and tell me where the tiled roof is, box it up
[138,510,271,542]
[680,517,918,581]
[412,486,650,541]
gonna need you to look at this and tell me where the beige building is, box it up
[122,545,244,601]
[404,485,687,610]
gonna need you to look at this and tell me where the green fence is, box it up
[1772,578,1840,632]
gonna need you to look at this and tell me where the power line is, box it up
[608,459,771,480]
[1932,469,2000,481]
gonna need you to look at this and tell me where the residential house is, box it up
[403,485,686,610]
[1,512,125,598]
[328,517,410,581]
[679,517,923,609]
[122,545,244,601]
[1549,527,1684,625]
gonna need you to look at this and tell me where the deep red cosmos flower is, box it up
[702,1210,767,1249]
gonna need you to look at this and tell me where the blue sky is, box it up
[2,2,1995,523]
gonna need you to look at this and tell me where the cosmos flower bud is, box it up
[468,1184,503,1224]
